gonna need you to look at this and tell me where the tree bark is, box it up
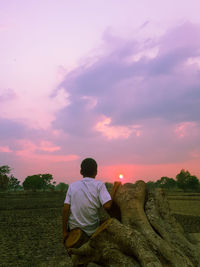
[66,181,200,267]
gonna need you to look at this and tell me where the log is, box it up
[145,189,200,266]
[66,181,200,267]
[65,228,89,249]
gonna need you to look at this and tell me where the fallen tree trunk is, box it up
[66,181,200,267]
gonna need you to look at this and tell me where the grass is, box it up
[167,192,200,216]
[168,199,200,216]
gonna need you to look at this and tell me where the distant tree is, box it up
[0,174,9,191]
[41,174,53,191]
[23,173,55,191]
[146,181,157,190]
[186,175,199,192]
[0,165,11,191]
[45,181,56,191]
[55,182,69,192]
[49,181,56,191]
[8,175,20,191]
[23,174,51,191]
[176,169,199,192]
[23,175,44,191]
[156,177,177,190]
[0,165,11,175]
[105,182,113,191]
[176,169,190,191]
[0,165,21,191]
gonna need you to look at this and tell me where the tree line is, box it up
[146,169,200,192]
[0,165,68,192]
[0,165,199,192]
[106,169,200,192]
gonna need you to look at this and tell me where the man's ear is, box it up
[80,169,83,176]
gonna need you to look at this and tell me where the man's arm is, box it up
[62,203,70,244]
[103,182,121,210]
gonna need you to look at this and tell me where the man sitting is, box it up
[62,158,120,243]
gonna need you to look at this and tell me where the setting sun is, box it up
[119,174,124,179]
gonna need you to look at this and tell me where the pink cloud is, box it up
[16,149,79,162]
[15,139,79,162]
[96,116,141,139]
[39,141,60,152]
[0,146,12,153]
[174,122,199,138]
[189,149,200,159]
[0,88,70,130]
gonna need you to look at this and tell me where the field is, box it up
[0,191,200,267]
[0,192,71,267]
[167,192,200,233]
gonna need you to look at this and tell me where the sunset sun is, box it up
[119,174,124,180]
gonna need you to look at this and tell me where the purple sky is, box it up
[1,0,200,184]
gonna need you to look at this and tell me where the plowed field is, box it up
[0,191,199,266]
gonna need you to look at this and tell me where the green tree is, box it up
[187,175,199,191]
[8,175,21,191]
[0,165,11,191]
[146,181,157,190]
[0,165,11,175]
[41,174,53,190]
[156,177,177,190]
[55,182,69,192]
[176,169,199,192]
[23,175,44,191]
[176,169,190,191]
[0,165,21,191]
[23,173,55,191]
[49,181,56,191]
[0,174,9,191]
[105,182,113,191]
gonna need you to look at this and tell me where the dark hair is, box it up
[81,158,97,177]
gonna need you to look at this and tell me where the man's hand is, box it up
[62,231,69,244]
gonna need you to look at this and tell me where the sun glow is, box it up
[119,174,124,180]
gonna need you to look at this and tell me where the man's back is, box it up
[64,177,111,236]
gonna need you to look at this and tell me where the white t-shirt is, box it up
[64,177,111,236]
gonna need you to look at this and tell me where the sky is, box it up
[0,0,200,184]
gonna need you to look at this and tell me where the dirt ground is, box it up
[0,191,199,267]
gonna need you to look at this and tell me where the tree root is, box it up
[67,181,199,267]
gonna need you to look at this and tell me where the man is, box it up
[62,158,120,244]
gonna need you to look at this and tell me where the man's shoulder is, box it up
[69,178,105,189]
[89,179,105,189]
[69,180,82,188]
[93,179,104,185]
